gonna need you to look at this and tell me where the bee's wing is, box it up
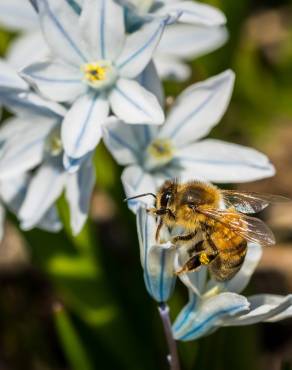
[197,207,275,246]
[221,190,290,214]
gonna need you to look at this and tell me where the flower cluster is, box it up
[0,0,290,346]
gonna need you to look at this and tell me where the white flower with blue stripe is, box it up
[120,0,228,80]
[0,92,94,236]
[173,243,292,341]
[135,205,292,337]
[103,70,275,212]
[20,0,171,164]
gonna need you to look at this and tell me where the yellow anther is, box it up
[82,63,107,83]
[147,138,174,161]
[50,135,63,156]
[199,253,210,265]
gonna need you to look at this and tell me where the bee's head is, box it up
[155,180,178,220]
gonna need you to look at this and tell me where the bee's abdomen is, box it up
[209,238,247,282]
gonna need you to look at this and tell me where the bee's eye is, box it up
[161,191,173,207]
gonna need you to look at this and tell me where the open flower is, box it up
[136,207,292,339]
[0,92,94,236]
[103,70,275,212]
[173,243,292,340]
[119,0,228,80]
[21,0,170,162]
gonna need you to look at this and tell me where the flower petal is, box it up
[65,156,95,235]
[159,70,235,146]
[136,207,176,302]
[154,54,191,81]
[225,294,292,326]
[36,0,88,64]
[122,164,157,212]
[173,291,249,341]
[157,23,228,60]
[102,117,142,166]
[11,91,67,118]
[62,93,109,158]
[136,61,164,108]
[0,173,28,213]
[21,60,84,102]
[0,58,28,91]
[157,1,226,26]
[116,18,168,78]
[176,139,275,183]
[0,0,38,31]
[0,116,57,179]
[7,31,49,70]
[110,78,164,124]
[19,158,66,230]
[80,0,125,60]
[37,205,62,232]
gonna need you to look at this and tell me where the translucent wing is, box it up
[221,190,290,214]
[197,207,275,246]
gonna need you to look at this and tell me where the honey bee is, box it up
[126,180,289,282]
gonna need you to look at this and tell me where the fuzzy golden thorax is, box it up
[154,180,222,229]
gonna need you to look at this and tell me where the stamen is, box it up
[147,138,174,162]
[82,63,107,83]
[81,61,117,89]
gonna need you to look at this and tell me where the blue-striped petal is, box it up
[116,17,169,78]
[110,78,164,124]
[156,1,226,26]
[80,0,125,60]
[136,207,176,302]
[0,116,57,179]
[158,70,235,146]
[61,92,109,159]
[19,158,66,230]
[173,291,249,341]
[65,155,95,235]
[176,139,275,183]
[21,60,84,103]
[225,294,292,326]
[36,0,88,64]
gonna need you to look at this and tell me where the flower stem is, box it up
[158,303,181,370]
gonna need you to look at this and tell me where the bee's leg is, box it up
[176,245,218,275]
[171,232,197,248]
[146,208,157,216]
[155,219,163,242]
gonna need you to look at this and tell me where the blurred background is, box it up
[0,0,292,369]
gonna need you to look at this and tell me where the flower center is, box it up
[46,127,63,156]
[81,61,117,90]
[145,138,175,170]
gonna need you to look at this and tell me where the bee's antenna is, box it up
[124,193,157,202]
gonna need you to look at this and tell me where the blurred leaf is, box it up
[53,303,94,370]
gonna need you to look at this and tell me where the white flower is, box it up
[20,0,170,162]
[103,70,275,212]
[0,95,94,236]
[136,207,292,339]
[119,0,228,80]
[173,243,292,340]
